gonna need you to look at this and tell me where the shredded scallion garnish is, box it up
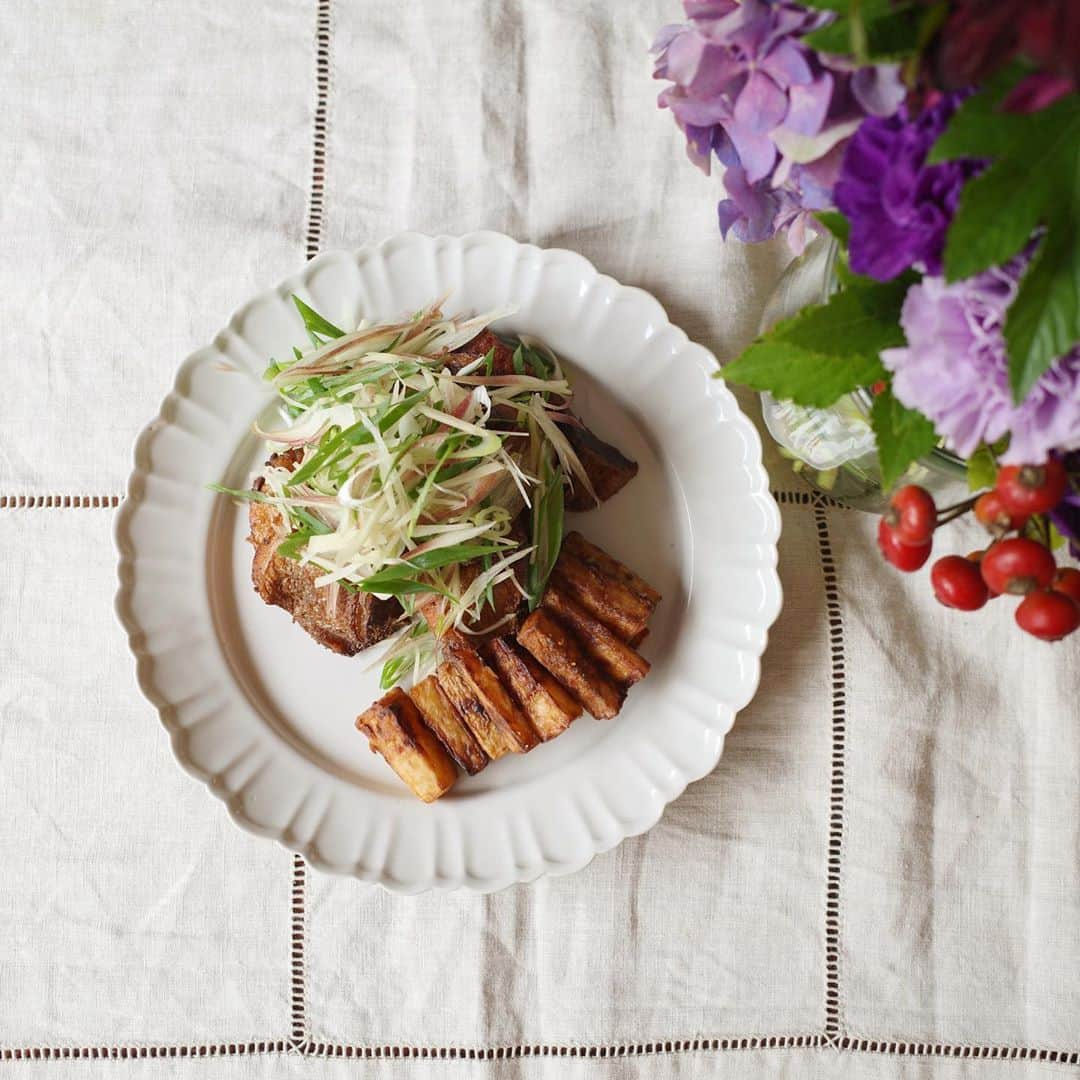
[214,296,589,689]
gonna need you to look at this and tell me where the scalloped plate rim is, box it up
[114,230,782,893]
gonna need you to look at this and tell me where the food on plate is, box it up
[359,537,659,799]
[355,688,458,803]
[409,675,489,775]
[212,296,660,802]
[248,450,400,655]
[484,638,581,741]
[550,531,660,643]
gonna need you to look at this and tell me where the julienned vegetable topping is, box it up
[213,295,639,689]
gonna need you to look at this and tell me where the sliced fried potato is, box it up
[410,675,488,775]
[551,535,659,643]
[436,660,520,759]
[355,688,457,803]
[517,609,623,720]
[541,585,650,688]
[486,637,581,741]
[447,647,539,752]
[562,531,661,606]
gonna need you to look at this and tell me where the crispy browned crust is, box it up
[541,584,650,688]
[550,532,660,643]
[517,608,624,720]
[563,418,639,511]
[443,330,517,375]
[409,675,488,775]
[247,454,401,656]
[355,689,458,802]
[444,646,539,752]
[485,637,581,741]
[435,660,520,759]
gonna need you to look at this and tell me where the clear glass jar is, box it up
[758,234,967,511]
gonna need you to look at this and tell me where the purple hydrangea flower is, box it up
[834,92,985,279]
[1048,452,1080,559]
[881,256,1080,465]
[652,0,904,248]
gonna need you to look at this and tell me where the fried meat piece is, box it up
[563,418,639,511]
[355,689,458,802]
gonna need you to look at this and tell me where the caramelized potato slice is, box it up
[436,660,520,759]
[562,531,661,607]
[446,647,539,752]
[517,609,623,720]
[541,585,650,688]
[355,689,457,803]
[551,535,659,643]
[486,637,581,741]
[410,675,488,776]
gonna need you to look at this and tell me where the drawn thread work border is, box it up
[4,488,1080,1067]
[3,0,1080,1064]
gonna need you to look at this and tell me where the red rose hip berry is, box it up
[877,518,932,572]
[995,459,1067,516]
[980,538,1057,595]
[1052,567,1080,605]
[1015,589,1080,642]
[974,491,1028,537]
[931,555,990,610]
[884,484,937,545]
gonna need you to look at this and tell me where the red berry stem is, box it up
[934,494,982,527]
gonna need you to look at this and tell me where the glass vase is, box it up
[758,235,967,511]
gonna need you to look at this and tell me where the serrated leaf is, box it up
[803,17,852,54]
[941,96,1080,283]
[870,387,939,491]
[927,64,1030,163]
[1004,207,1080,401]
[943,161,1049,282]
[720,342,885,407]
[966,444,998,492]
[774,277,911,355]
[814,210,850,246]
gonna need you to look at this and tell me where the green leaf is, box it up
[207,482,275,503]
[720,277,912,407]
[966,444,998,492]
[379,656,409,690]
[942,162,1050,282]
[802,17,852,54]
[483,347,496,376]
[870,387,939,491]
[720,342,886,408]
[1004,207,1080,400]
[814,210,850,246]
[354,574,440,597]
[512,344,526,376]
[928,64,1034,163]
[403,542,511,571]
[291,508,332,535]
[292,295,345,339]
[276,528,315,561]
[940,95,1080,282]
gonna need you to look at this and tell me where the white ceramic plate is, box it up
[115,231,781,893]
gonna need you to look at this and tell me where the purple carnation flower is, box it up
[652,0,904,248]
[1048,452,1080,560]
[834,93,985,279]
[881,256,1080,465]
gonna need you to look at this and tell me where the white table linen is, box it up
[2,2,1078,1077]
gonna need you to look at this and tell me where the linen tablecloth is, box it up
[2,3,1078,1077]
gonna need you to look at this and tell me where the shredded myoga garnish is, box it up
[212,295,593,689]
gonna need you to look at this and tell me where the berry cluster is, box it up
[877,461,1080,642]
